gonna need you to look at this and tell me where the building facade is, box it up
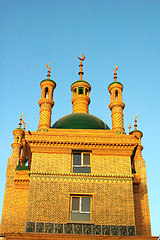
[0,57,152,239]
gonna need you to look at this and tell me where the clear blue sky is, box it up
[0,0,159,236]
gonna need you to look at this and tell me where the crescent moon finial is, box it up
[46,63,52,79]
[134,115,138,130]
[19,113,24,128]
[113,65,118,73]
[113,65,118,82]
[20,113,24,119]
[78,54,85,80]
[78,53,85,61]
[46,63,52,70]
[23,119,27,131]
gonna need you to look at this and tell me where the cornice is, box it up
[30,171,133,180]
[25,130,138,146]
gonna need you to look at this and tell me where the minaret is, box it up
[71,54,91,113]
[38,64,56,131]
[130,116,151,236]
[11,114,25,168]
[108,66,125,132]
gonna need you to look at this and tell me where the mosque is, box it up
[0,55,154,239]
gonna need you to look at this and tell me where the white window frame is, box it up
[70,196,91,222]
[73,152,90,167]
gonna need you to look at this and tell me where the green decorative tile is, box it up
[64,224,73,234]
[83,224,91,234]
[102,225,110,235]
[26,222,35,232]
[128,226,136,236]
[119,226,127,236]
[45,223,53,233]
[55,223,63,233]
[74,224,82,234]
[93,225,101,235]
[111,225,118,235]
[36,222,44,233]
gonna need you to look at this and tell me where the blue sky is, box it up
[0,0,160,236]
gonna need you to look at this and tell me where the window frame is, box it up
[70,195,92,222]
[72,151,91,174]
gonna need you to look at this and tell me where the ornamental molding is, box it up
[14,170,30,189]
[25,129,139,145]
[27,140,136,155]
[29,171,133,181]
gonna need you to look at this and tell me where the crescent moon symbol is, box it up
[23,119,27,125]
[78,53,85,61]
[113,65,118,71]
[115,65,118,71]
[46,63,52,70]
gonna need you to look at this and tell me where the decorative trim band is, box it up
[28,140,136,149]
[25,222,136,236]
[30,171,133,179]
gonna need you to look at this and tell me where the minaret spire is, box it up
[46,63,52,79]
[19,113,24,128]
[113,65,118,82]
[38,64,56,131]
[108,66,125,132]
[71,54,91,113]
[23,119,27,131]
[134,115,138,130]
[78,53,85,80]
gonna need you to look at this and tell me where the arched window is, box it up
[45,87,49,98]
[51,89,53,99]
[73,88,77,96]
[115,90,118,100]
[78,87,84,95]
[85,88,89,95]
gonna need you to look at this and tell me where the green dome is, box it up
[52,113,110,130]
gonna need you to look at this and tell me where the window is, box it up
[73,152,91,173]
[73,88,77,96]
[71,196,91,221]
[85,88,89,95]
[45,87,49,98]
[78,87,84,94]
[73,88,77,93]
[115,90,118,100]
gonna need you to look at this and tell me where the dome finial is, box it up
[78,54,85,80]
[113,65,118,82]
[46,63,52,79]
[23,119,27,131]
[128,124,131,134]
[19,113,24,128]
[134,115,138,130]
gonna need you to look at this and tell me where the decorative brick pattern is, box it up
[27,174,135,226]
[93,155,131,175]
[31,153,71,173]
[0,162,29,234]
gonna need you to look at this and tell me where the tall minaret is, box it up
[11,114,25,168]
[130,116,151,236]
[38,64,56,131]
[108,66,125,132]
[71,54,91,113]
